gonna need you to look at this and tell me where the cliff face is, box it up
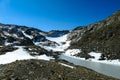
[68,10,120,60]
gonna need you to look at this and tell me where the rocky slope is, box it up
[68,10,120,60]
[0,59,116,80]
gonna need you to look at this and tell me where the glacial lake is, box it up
[59,54,120,79]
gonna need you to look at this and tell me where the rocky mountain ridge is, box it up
[0,23,47,46]
[68,10,120,60]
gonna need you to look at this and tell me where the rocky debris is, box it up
[24,45,50,56]
[0,59,116,80]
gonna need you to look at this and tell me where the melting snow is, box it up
[88,52,101,60]
[64,49,81,56]
[22,31,33,39]
[35,54,54,60]
[59,62,74,69]
[46,34,68,43]
[45,34,71,51]
[3,31,11,36]
[0,46,54,64]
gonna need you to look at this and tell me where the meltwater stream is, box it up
[59,54,120,79]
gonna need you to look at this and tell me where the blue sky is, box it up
[0,0,120,31]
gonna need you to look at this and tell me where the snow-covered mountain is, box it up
[0,23,71,64]
[0,10,120,64]
[0,10,120,80]
[0,23,48,46]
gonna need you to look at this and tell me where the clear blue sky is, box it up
[0,0,120,31]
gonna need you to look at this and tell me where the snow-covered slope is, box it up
[0,46,53,64]
[0,23,48,46]
[0,23,72,65]
[43,34,71,51]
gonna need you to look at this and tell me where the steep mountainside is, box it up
[68,10,120,60]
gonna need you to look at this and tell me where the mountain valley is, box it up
[0,10,120,80]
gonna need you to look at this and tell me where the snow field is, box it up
[0,46,53,64]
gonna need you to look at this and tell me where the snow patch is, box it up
[46,34,68,44]
[87,52,120,65]
[3,31,11,36]
[44,34,71,51]
[39,32,46,36]
[12,34,18,38]
[36,54,54,61]
[0,46,54,64]
[64,49,81,56]
[88,59,120,66]
[88,52,101,60]
[5,42,12,46]
[59,62,74,69]
[22,31,33,39]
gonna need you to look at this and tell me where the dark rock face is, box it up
[47,30,69,37]
[0,46,18,55]
[18,38,34,46]
[33,35,46,42]
[68,10,120,60]
[24,45,50,56]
